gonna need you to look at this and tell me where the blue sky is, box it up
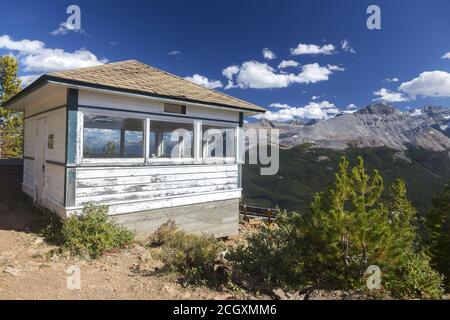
[1,0,450,121]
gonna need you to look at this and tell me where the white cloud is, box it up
[297,63,334,83]
[269,103,291,109]
[311,95,320,101]
[384,77,399,83]
[252,100,339,122]
[51,22,87,36]
[0,35,44,53]
[346,103,358,110]
[223,61,342,89]
[222,65,240,89]
[327,64,345,71]
[262,48,276,60]
[20,74,41,87]
[109,41,118,47]
[441,52,450,59]
[373,88,408,102]
[399,71,450,99]
[184,74,223,89]
[0,35,106,73]
[290,43,335,56]
[168,50,181,55]
[341,39,356,53]
[278,60,299,69]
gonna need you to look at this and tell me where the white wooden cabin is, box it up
[4,60,265,237]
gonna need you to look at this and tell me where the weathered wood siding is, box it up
[45,108,66,164]
[22,107,66,205]
[75,164,240,212]
[23,117,36,197]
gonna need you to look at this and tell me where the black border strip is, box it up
[78,105,240,124]
[3,75,265,113]
[24,156,35,160]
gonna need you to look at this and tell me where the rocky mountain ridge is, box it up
[246,104,450,151]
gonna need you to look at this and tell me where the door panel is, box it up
[35,117,47,205]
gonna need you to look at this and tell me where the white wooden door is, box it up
[35,117,47,205]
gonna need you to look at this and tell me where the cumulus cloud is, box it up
[262,48,276,60]
[168,50,181,56]
[290,43,335,56]
[269,103,291,109]
[278,60,299,69]
[0,35,106,74]
[20,74,41,87]
[384,77,399,83]
[346,103,358,110]
[373,88,408,102]
[399,71,450,99]
[327,64,345,71]
[184,74,223,89]
[222,61,343,89]
[252,100,339,122]
[341,39,356,53]
[441,52,450,59]
[222,65,240,89]
[51,22,88,36]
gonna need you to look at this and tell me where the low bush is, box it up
[152,222,223,285]
[385,251,443,299]
[228,215,307,290]
[42,204,134,259]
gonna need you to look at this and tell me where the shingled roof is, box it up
[46,60,265,113]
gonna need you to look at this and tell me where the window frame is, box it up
[78,108,239,166]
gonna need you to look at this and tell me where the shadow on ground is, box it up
[0,164,49,233]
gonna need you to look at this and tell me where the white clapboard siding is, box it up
[45,163,65,205]
[23,158,35,198]
[75,164,240,207]
[76,164,237,179]
[68,190,242,216]
[77,171,237,187]
[45,108,66,163]
[76,177,238,197]
[24,118,36,158]
[76,184,237,205]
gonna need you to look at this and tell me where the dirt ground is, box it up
[0,165,262,300]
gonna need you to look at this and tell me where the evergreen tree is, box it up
[0,55,23,158]
[425,184,450,289]
[302,157,417,288]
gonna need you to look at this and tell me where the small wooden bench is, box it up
[239,204,279,223]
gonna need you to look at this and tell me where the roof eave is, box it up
[3,75,267,114]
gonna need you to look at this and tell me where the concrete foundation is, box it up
[112,199,240,239]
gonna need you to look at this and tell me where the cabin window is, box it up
[83,114,144,158]
[149,120,194,158]
[163,103,186,115]
[202,125,236,158]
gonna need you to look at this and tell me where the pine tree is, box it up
[425,184,450,289]
[302,157,417,288]
[0,55,23,158]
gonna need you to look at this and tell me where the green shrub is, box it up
[228,213,307,290]
[153,223,223,285]
[385,251,443,299]
[59,204,134,258]
[147,220,177,247]
[231,157,444,298]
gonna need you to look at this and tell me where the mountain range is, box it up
[246,103,450,152]
[242,104,450,216]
